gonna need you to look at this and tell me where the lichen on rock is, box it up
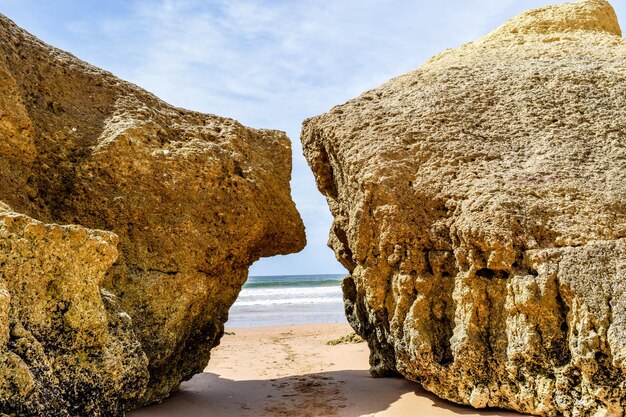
[0,12,305,416]
[302,1,626,415]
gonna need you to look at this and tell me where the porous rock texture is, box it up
[302,1,626,416]
[0,13,305,416]
[0,202,149,417]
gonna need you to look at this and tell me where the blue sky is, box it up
[2,1,624,275]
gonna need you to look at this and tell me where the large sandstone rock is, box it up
[302,1,626,416]
[0,13,305,416]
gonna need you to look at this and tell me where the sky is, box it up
[1,1,624,276]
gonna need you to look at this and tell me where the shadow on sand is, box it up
[130,370,526,417]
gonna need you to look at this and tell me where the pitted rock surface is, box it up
[0,202,149,416]
[302,1,626,415]
[0,13,305,416]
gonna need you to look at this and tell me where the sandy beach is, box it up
[130,323,528,417]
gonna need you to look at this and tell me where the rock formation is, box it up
[302,1,626,416]
[0,13,305,416]
[0,203,149,416]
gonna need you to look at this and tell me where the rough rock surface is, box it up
[0,13,305,416]
[0,203,149,416]
[302,1,626,416]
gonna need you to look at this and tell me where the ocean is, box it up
[226,274,347,327]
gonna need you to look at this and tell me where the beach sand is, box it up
[130,323,528,417]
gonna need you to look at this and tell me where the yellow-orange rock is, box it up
[302,1,626,415]
[0,202,149,416]
[0,12,305,416]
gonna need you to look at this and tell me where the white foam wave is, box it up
[233,296,342,307]
[237,286,341,299]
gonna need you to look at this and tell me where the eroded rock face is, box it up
[0,202,149,416]
[302,1,626,415]
[0,13,305,415]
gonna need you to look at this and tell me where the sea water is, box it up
[226,274,347,327]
